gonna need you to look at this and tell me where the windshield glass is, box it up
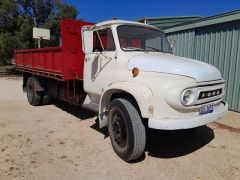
[117,25,172,53]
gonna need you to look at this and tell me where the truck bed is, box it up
[15,19,93,81]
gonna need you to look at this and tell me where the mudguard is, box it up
[99,82,153,128]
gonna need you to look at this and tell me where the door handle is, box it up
[84,57,90,62]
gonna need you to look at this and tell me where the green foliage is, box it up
[0,0,18,31]
[0,0,17,65]
[0,0,79,65]
[43,2,79,46]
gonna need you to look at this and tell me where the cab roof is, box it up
[95,20,161,30]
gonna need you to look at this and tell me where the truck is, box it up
[15,19,228,162]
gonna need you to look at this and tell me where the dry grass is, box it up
[0,65,20,75]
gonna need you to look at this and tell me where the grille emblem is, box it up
[198,88,222,100]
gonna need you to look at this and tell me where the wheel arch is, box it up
[99,82,154,128]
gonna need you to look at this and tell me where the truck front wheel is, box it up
[108,98,146,162]
[26,77,42,106]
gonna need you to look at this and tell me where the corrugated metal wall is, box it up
[167,20,240,112]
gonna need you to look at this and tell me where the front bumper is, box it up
[148,101,228,130]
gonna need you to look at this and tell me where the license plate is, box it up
[199,104,214,115]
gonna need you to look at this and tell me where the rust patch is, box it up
[148,105,154,114]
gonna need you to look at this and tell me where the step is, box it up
[81,103,99,113]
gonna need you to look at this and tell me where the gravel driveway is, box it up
[0,77,240,180]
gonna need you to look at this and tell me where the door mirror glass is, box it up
[82,27,93,54]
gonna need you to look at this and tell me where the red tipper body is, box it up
[15,19,93,81]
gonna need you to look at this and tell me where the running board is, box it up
[81,103,99,113]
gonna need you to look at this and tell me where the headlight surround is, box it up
[181,89,195,105]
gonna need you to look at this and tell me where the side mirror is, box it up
[82,26,93,54]
[168,38,176,49]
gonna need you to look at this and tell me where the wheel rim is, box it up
[111,109,127,148]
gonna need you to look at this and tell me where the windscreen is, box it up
[117,25,172,53]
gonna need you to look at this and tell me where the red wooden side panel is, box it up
[15,19,94,81]
[16,47,62,78]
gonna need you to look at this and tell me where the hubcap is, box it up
[111,110,127,148]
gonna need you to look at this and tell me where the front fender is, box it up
[99,82,154,128]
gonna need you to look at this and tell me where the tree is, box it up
[17,0,56,27]
[17,0,79,46]
[0,0,79,65]
[43,2,79,46]
[0,0,18,65]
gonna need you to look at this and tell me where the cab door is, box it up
[83,28,116,99]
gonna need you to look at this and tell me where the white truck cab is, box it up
[81,20,228,161]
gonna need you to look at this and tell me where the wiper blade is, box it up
[144,46,173,54]
[122,47,144,51]
[144,46,161,52]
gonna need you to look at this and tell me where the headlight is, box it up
[181,90,195,105]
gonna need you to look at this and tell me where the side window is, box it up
[93,28,116,52]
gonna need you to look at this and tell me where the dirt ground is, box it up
[0,77,240,180]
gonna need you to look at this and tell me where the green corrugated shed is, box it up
[138,16,202,29]
[163,10,240,112]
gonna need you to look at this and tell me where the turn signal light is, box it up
[132,67,139,77]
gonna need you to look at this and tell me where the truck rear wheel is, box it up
[26,77,42,106]
[42,91,50,105]
[108,98,146,162]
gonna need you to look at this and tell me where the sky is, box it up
[64,0,240,23]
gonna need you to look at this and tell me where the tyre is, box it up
[26,77,42,106]
[42,91,50,105]
[108,98,146,162]
[186,126,203,133]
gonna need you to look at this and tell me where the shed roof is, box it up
[164,10,240,33]
[138,16,202,29]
